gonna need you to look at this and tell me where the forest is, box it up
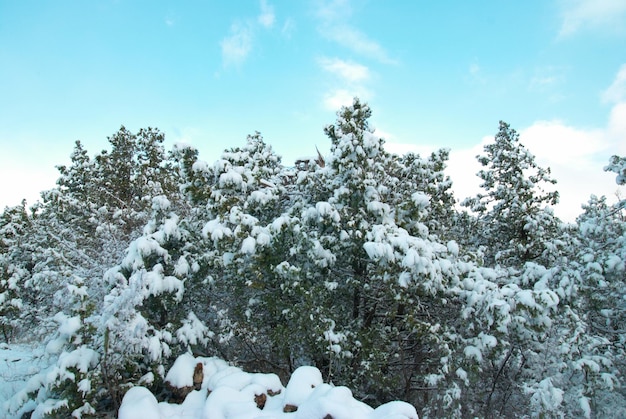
[1,99,625,418]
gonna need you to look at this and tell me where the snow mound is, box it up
[118,354,419,419]
[118,387,160,419]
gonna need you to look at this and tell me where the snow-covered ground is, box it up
[1,345,419,418]
[0,343,53,411]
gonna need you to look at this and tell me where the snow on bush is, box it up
[118,353,420,419]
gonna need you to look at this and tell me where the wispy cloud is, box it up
[319,57,372,110]
[323,89,358,111]
[529,75,558,89]
[327,26,395,64]
[313,0,395,64]
[314,0,352,22]
[558,0,626,38]
[449,69,626,222]
[221,22,253,67]
[318,57,370,83]
[466,60,487,85]
[258,0,275,28]
[602,63,626,104]
[220,1,289,68]
[281,17,296,38]
[469,63,480,76]
[527,66,567,102]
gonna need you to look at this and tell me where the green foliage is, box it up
[3,103,625,418]
[605,154,626,186]
[0,201,31,342]
[462,121,561,267]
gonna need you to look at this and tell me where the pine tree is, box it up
[4,127,188,416]
[568,193,626,417]
[0,201,32,342]
[284,99,467,410]
[462,121,561,267]
[605,154,626,186]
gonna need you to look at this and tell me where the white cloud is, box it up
[447,137,490,209]
[319,57,372,111]
[469,62,480,76]
[281,17,296,38]
[323,89,358,111]
[221,22,253,67]
[385,142,437,157]
[314,0,352,22]
[529,66,565,92]
[314,0,394,64]
[520,119,623,222]
[521,121,607,167]
[558,0,626,37]
[602,64,626,103]
[373,128,439,156]
[319,57,370,83]
[445,108,625,222]
[312,2,391,109]
[606,101,626,151]
[448,65,626,221]
[258,0,275,28]
[0,165,56,209]
[325,25,396,64]
[0,139,64,209]
[372,128,394,142]
[220,1,282,68]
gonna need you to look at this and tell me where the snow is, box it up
[219,169,245,189]
[1,344,51,413]
[241,236,257,255]
[283,366,323,407]
[463,345,483,362]
[56,345,99,375]
[370,401,419,419]
[203,219,233,242]
[411,192,430,208]
[177,312,212,347]
[114,354,420,419]
[446,240,459,257]
[118,386,160,419]
[7,106,623,419]
[56,313,81,338]
[526,378,564,415]
[165,353,199,388]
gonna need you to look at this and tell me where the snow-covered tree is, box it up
[6,103,626,418]
[462,121,562,267]
[194,133,292,366]
[605,154,626,186]
[277,99,467,411]
[567,192,626,416]
[0,201,32,342]
[395,149,456,239]
[98,196,202,408]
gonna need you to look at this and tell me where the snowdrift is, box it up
[118,353,419,419]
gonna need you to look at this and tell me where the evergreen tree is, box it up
[462,121,561,267]
[0,201,32,342]
[6,105,626,418]
[288,99,467,410]
[569,191,626,416]
[4,127,187,416]
[605,154,626,186]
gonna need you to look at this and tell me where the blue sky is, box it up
[1,0,625,221]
